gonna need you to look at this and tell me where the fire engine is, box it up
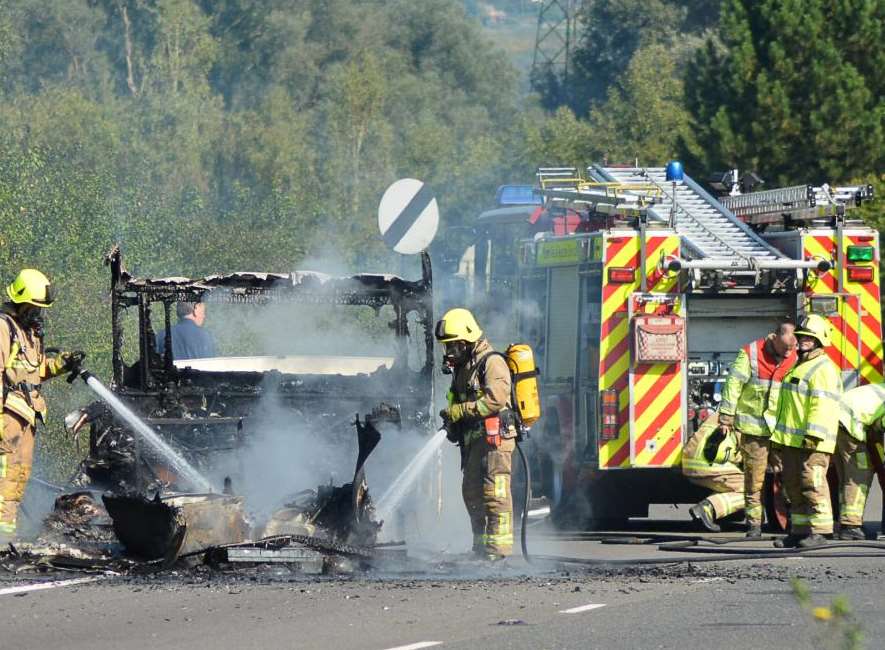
[466,164,880,528]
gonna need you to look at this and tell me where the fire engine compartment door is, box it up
[628,293,686,468]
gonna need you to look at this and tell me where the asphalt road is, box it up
[4,483,883,649]
[2,552,883,650]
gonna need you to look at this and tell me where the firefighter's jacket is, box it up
[448,338,513,446]
[0,309,68,427]
[719,335,796,438]
[682,413,742,477]
[838,384,885,442]
[770,349,842,453]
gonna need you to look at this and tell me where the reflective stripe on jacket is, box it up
[838,384,885,442]
[681,413,741,477]
[770,352,842,453]
[719,336,796,438]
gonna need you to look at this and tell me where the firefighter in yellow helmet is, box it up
[770,314,842,548]
[717,321,797,538]
[435,308,516,560]
[0,270,82,541]
[833,384,885,540]
[684,413,745,532]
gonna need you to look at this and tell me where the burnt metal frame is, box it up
[106,246,435,392]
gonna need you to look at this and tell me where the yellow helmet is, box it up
[6,269,54,307]
[795,313,831,347]
[435,308,483,344]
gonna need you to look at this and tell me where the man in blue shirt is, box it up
[157,302,216,360]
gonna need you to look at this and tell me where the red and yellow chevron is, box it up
[803,231,884,386]
[597,232,681,469]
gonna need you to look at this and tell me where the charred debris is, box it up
[1,247,434,576]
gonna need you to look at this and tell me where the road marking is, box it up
[0,576,103,596]
[382,643,442,650]
[559,603,606,614]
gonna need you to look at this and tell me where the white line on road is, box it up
[382,642,443,650]
[559,603,606,614]
[0,576,104,597]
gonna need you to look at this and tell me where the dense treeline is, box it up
[0,0,881,478]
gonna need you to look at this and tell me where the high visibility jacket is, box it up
[0,310,68,427]
[770,350,842,453]
[682,414,742,477]
[719,336,796,438]
[448,338,512,446]
[838,383,885,442]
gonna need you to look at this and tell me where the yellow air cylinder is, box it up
[506,343,541,427]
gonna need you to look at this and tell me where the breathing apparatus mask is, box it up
[18,306,45,339]
[441,340,470,374]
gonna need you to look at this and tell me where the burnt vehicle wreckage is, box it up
[3,246,435,574]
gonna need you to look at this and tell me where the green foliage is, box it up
[586,43,699,165]
[547,0,719,115]
[685,0,884,185]
[791,578,863,649]
[0,0,525,480]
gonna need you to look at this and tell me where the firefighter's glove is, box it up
[717,412,735,434]
[802,436,822,451]
[61,350,86,371]
[442,402,469,424]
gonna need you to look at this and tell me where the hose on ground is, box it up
[516,441,531,564]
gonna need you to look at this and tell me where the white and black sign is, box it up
[377,178,439,255]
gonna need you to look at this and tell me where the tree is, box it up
[686,0,884,185]
[539,0,720,116]
[587,43,698,165]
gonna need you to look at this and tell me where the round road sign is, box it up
[378,178,439,255]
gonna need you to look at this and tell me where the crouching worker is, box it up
[684,413,745,532]
[834,384,885,540]
[436,308,516,561]
[1,270,83,541]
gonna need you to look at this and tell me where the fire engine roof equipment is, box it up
[588,166,787,267]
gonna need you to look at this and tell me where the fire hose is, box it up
[516,440,531,563]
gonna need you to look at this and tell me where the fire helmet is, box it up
[435,308,483,344]
[6,269,54,308]
[795,313,831,348]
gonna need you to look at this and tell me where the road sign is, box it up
[378,178,439,254]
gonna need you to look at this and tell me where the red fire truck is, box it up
[467,164,880,527]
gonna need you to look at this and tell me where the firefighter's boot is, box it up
[798,533,828,548]
[838,526,866,541]
[746,524,762,539]
[774,534,802,548]
[689,500,721,533]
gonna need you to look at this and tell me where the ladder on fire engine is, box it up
[588,166,785,263]
[721,183,874,225]
[536,166,663,213]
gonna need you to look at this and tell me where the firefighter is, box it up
[834,384,885,540]
[0,270,81,541]
[718,321,797,538]
[435,308,516,561]
[770,314,841,548]
[684,413,744,532]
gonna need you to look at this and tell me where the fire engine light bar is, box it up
[847,245,874,262]
[847,266,874,282]
[665,257,830,272]
[608,267,635,283]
